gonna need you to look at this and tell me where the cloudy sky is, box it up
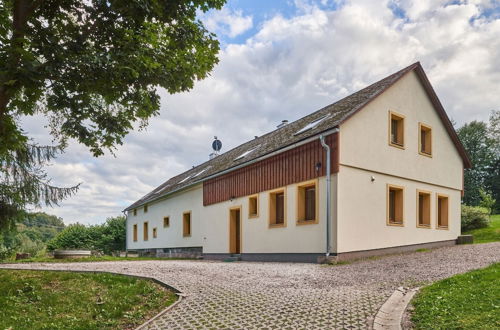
[23,0,499,225]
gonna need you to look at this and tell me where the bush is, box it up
[47,216,125,254]
[461,205,490,231]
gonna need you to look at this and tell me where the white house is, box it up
[124,62,471,262]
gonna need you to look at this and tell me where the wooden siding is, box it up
[203,133,339,206]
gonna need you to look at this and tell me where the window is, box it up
[133,224,138,242]
[144,204,148,213]
[387,185,404,225]
[248,195,259,218]
[163,216,170,228]
[133,208,137,216]
[143,222,149,241]
[419,123,432,156]
[437,194,449,229]
[294,115,330,135]
[183,211,191,237]
[297,180,318,224]
[269,188,286,227]
[417,190,431,228]
[389,111,405,148]
[153,227,157,238]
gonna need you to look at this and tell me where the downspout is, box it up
[122,210,128,257]
[319,135,331,257]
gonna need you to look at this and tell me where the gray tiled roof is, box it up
[124,62,420,211]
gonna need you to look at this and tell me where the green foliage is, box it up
[47,216,125,254]
[411,263,500,329]
[461,205,490,231]
[0,212,64,260]
[0,143,79,232]
[479,189,496,214]
[0,270,177,329]
[457,111,500,212]
[463,214,500,244]
[1,0,225,156]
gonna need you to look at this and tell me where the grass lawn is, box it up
[411,263,500,330]
[0,270,177,329]
[464,214,500,243]
[2,255,191,263]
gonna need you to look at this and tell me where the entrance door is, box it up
[229,207,241,254]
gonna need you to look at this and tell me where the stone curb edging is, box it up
[372,286,419,330]
[0,266,184,330]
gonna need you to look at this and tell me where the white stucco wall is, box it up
[335,70,464,253]
[127,176,337,254]
[339,71,464,190]
[336,166,461,253]
[127,185,205,250]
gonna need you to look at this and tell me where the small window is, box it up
[143,222,149,241]
[144,204,148,213]
[387,185,404,225]
[389,111,405,148]
[297,180,318,224]
[419,123,432,156]
[248,195,259,218]
[269,189,286,227]
[417,190,431,228]
[183,211,191,237]
[437,195,449,229]
[133,224,138,242]
[163,216,170,227]
[153,227,158,238]
[133,208,137,216]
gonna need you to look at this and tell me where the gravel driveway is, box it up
[1,242,499,329]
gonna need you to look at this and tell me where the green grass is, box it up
[0,270,177,330]
[2,255,191,263]
[463,214,500,244]
[415,248,430,253]
[411,263,500,330]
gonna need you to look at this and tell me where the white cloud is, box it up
[21,0,498,224]
[201,7,253,38]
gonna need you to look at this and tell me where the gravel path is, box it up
[1,242,499,329]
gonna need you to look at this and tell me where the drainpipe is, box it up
[122,210,128,257]
[319,135,331,257]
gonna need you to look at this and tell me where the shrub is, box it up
[479,189,496,215]
[461,205,490,231]
[47,223,98,251]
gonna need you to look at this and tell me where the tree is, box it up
[0,144,79,231]
[1,0,225,229]
[457,113,499,208]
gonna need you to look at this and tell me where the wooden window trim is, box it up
[248,194,259,219]
[133,224,138,242]
[133,208,137,216]
[436,194,450,230]
[418,123,433,157]
[296,179,319,225]
[416,189,432,229]
[163,216,170,228]
[144,204,148,213]
[268,187,287,228]
[183,211,192,237]
[143,221,149,241]
[388,111,405,149]
[152,227,157,239]
[386,184,405,226]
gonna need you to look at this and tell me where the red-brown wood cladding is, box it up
[203,133,339,206]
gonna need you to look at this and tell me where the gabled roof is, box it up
[124,62,471,211]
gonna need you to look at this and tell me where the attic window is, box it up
[389,111,405,148]
[234,145,260,161]
[294,115,330,135]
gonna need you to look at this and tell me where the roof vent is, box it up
[277,120,289,129]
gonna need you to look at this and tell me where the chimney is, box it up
[277,120,289,129]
